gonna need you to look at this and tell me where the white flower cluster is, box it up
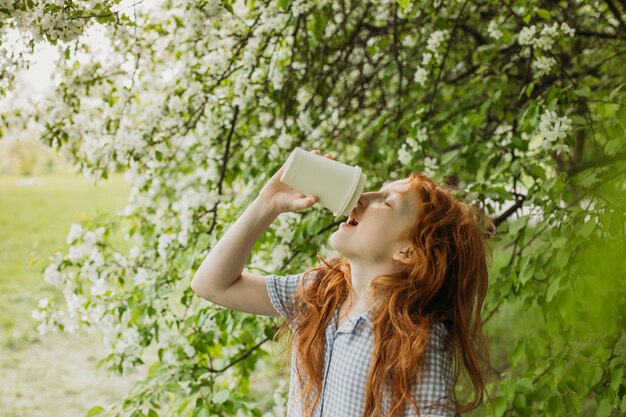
[536,108,573,155]
[66,225,106,263]
[413,67,429,87]
[518,22,575,50]
[273,212,298,243]
[267,378,289,417]
[270,244,290,270]
[494,123,513,147]
[172,185,219,246]
[487,17,504,40]
[426,29,450,57]
[291,0,316,16]
[398,124,429,165]
[26,1,86,43]
[276,128,295,149]
[44,262,65,287]
[532,56,557,78]
[518,22,575,78]
[422,156,438,178]
[414,29,450,87]
[157,232,178,260]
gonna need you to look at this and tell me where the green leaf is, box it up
[441,149,460,165]
[574,86,591,97]
[548,396,560,414]
[525,83,534,98]
[148,410,159,417]
[537,9,551,20]
[546,277,560,302]
[222,0,235,13]
[493,396,508,417]
[565,391,583,414]
[509,215,529,236]
[511,340,525,366]
[396,0,409,8]
[213,389,230,404]
[276,0,291,11]
[596,398,612,417]
[86,406,105,417]
[579,219,595,238]
[609,83,624,100]
[610,366,623,391]
[519,257,534,285]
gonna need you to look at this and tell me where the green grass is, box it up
[0,173,131,347]
[0,172,146,417]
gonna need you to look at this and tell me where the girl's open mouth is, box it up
[340,218,358,227]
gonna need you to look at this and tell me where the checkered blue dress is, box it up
[266,272,456,417]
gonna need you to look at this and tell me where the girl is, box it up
[191,149,496,417]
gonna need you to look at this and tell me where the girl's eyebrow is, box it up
[378,189,392,200]
[379,186,392,198]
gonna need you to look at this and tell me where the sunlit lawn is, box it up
[0,172,143,417]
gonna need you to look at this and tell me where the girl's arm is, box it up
[190,148,330,316]
[190,197,281,316]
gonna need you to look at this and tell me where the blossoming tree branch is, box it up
[2,0,624,416]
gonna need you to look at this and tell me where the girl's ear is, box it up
[392,248,413,264]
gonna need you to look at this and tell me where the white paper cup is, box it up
[280,147,367,217]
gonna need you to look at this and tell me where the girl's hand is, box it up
[257,149,333,214]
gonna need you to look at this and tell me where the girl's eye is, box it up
[385,201,391,207]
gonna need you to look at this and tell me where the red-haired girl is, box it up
[192,149,496,417]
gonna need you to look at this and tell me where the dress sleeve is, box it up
[412,321,456,417]
[265,272,305,320]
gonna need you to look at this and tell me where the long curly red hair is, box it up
[272,172,497,417]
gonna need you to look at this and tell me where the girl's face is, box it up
[329,178,419,265]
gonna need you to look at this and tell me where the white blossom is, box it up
[163,349,180,366]
[488,19,503,40]
[494,123,513,146]
[423,156,438,178]
[115,326,141,354]
[38,296,49,308]
[270,244,289,269]
[426,29,449,55]
[518,25,537,46]
[560,22,575,37]
[32,307,46,322]
[276,129,294,149]
[157,233,177,259]
[133,267,152,286]
[180,337,196,358]
[66,223,84,244]
[537,109,573,154]
[44,264,64,286]
[90,278,109,296]
[128,245,141,261]
[421,52,433,66]
[532,56,557,77]
[413,66,428,86]
[415,126,429,143]
[398,144,413,165]
[519,22,573,51]
[274,212,298,242]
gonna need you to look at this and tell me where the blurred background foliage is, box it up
[1,0,625,416]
